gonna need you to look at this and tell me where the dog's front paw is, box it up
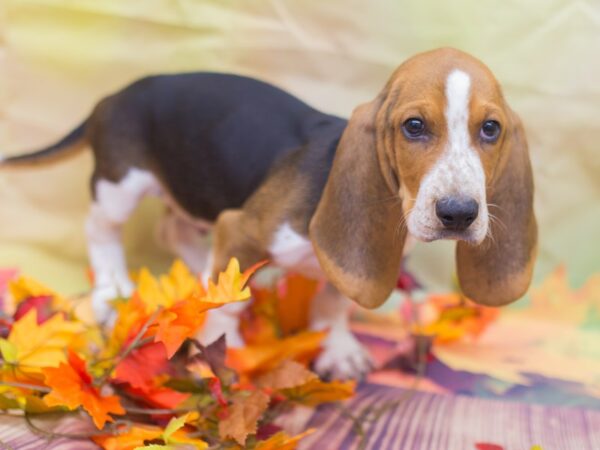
[314,329,374,380]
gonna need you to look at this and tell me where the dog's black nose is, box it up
[435,197,479,231]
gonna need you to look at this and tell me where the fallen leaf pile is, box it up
[0,259,355,449]
[400,292,500,344]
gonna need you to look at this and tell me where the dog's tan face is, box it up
[377,49,510,245]
[311,48,537,309]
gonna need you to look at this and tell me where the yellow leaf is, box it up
[137,260,204,312]
[203,259,265,306]
[6,309,84,370]
[162,413,207,449]
[137,268,171,311]
[218,390,270,445]
[281,378,355,407]
[0,339,17,363]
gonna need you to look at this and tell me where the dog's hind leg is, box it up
[156,210,211,275]
[86,168,160,322]
[199,209,267,348]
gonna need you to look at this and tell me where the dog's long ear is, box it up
[457,110,537,306]
[309,99,405,309]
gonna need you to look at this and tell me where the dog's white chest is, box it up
[269,222,323,278]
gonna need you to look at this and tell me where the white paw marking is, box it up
[314,329,374,380]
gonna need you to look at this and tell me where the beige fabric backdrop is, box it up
[1,0,599,295]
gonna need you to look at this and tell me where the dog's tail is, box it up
[0,121,88,167]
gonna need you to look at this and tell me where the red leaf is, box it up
[207,377,227,408]
[475,444,505,450]
[125,383,190,409]
[114,342,169,390]
[14,296,58,324]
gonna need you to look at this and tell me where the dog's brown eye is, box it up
[480,120,501,142]
[403,118,426,139]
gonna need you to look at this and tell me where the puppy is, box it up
[1,48,537,379]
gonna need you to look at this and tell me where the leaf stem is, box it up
[0,381,50,393]
[95,309,161,386]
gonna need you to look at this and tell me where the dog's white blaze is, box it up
[407,69,488,243]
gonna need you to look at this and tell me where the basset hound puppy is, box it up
[1,48,537,379]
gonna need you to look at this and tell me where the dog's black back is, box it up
[90,73,346,220]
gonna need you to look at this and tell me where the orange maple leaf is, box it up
[241,274,318,345]
[226,331,325,377]
[93,415,207,450]
[218,390,270,445]
[153,299,207,359]
[275,274,319,336]
[93,423,162,450]
[255,429,316,450]
[42,350,124,429]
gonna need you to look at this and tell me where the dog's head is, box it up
[310,48,537,308]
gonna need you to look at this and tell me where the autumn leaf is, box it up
[43,350,124,429]
[124,378,190,409]
[13,295,59,324]
[276,274,319,336]
[93,423,163,450]
[188,336,237,386]
[114,341,169,390]
[0,371,59,413]
[254,429,315,450]
[240,274,318,345]
[240,286,280,345]
[255,360,317,390]
[8,275,70,311]
[218,390,270,445]
[150,412,207,449]
[153,300,206,359]
[475,444,505,450]
[226,331,325,377]
[203,259,266,306]
[411,293,499,344]
[281,378,355,407]
[0,309,84,370]
[103,294,150,360]
[137,260,204,313]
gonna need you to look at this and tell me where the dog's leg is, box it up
[157,210,211,275]
[86,169,158,322]
[310,282,374,379]
[199,209,267,348]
